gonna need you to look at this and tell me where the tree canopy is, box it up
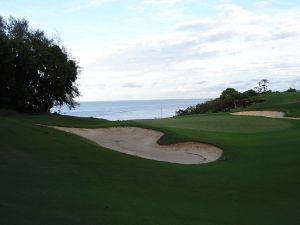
[0,16,80,113]
[254,79,269,94]
[176,79,275,116]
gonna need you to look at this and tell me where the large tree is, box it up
[0,16,80,112]
[220,88,241,111]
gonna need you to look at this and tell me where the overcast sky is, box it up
[1,0,300,101]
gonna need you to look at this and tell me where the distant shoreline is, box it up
[51,99,207,121]
[76,98,209,103]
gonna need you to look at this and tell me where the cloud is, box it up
[90,5,300,72]
[142,0,194,20]
[255,0,276,8]
[71,0,115,9]
[144,0,189,6]
[274,22,300,39]
[88,0,115,6]
[96,83,106,88]
[77,4,300,100]
[174,19,217,32]
[121,83,143,88]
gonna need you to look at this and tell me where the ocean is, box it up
[51,99,206,121]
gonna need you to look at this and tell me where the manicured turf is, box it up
[0,93,299,225]
[1,108,300,225]
[242,92,300,117]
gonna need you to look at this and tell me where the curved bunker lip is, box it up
[49,126,223,165]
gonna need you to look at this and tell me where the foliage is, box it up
[286,88,297,92]
[0,16,80,112]
[176,79,281,116]
[254,79,270,94]
[176,88,259,116]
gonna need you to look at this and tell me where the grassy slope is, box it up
[1,112,300,225]
[241,92,300,117]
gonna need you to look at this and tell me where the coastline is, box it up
[51,98,207,121]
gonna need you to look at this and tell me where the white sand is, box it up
[50,126,223,165]
[232,111,300,119]
[231,111,285,118]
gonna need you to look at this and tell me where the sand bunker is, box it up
[232,111,285,118]
[232,111,300,119]
[50,126,223,164]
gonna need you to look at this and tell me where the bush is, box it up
[286,88,297,92]
[176,88,260,116]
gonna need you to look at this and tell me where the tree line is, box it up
[176,79,271,116]
[0,16,79,113]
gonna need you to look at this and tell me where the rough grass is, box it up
[0,112,300,225]
[243,92,300,117]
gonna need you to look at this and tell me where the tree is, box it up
[286,88,297,92]
[242,89,258,98]
[0,17,12,108]
[220,88,241,100]
[255,79,269,94]
[0,16,80,112]
[220,88,241,111]
[260,79,269,93]
[176,79,275,116]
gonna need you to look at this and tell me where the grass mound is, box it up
[242,92,300,117]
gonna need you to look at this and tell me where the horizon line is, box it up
[76,98,211,103]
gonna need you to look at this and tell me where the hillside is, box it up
[239,92,300,117]
[177,91,300,118]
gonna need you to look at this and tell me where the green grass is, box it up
[138,114,292,133]
[1,110,300,225]
[241,92,300,117]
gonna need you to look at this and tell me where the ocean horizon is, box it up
[52,99,207,121]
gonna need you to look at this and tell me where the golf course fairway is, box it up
[1,108,300,225]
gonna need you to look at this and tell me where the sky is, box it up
[1,0,300,101]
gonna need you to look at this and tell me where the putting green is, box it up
[138,114,293,133]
